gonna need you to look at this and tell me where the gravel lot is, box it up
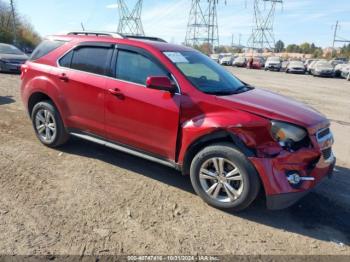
[0,69,350,256]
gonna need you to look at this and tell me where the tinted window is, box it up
[30,40,66,61]
[71,47,112,75]
[59,51,73,68]
[116,50,167,85]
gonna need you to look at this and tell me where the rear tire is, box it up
[31,101,69,148]
[190,143,260,212]
[347,73,350,81]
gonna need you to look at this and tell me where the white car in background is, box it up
[286,61,306,74]
[265,56,282,71]
[219,55,233,66]
[210,54,221,63]
[341,64,350,81]
[335,63,349,78]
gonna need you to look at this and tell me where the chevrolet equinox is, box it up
[21,32,336,211]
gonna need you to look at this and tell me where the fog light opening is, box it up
[287,172,301,185]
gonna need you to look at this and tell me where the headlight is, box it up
[271,121,307,145]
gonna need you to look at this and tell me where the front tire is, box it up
[190,143,260,211]
[31,101,69,148]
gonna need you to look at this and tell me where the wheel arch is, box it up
[28,92,54,116]
[181,130,255,176]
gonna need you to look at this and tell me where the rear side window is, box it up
[30,40,66,61]
[59,51,73,68]
[70,47,112,75]
[116,50,167,85]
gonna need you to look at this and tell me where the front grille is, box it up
[317,128,330,140]
[322,147,332,160]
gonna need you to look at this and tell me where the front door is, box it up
[104,48,181,160]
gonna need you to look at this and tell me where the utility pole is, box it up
[247,0,283,51]
[117,0,145,36]
[185,0,225,54]
[10,0,17,45]
[332,21,339,49]
[332,21,350,48]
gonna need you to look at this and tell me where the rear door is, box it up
[104,46,181,160]
[52,43,114,136]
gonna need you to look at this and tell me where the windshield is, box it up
[164,51,249,95]
[289,61,303,66]
[316,61,332,67]
[267,57,280,62]
[0,44,24,55]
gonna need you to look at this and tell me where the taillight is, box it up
[20,64,28,80]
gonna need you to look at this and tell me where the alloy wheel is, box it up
[199,157,244,203]
[34,109,57,143]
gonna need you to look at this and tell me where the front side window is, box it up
[70,47,112,75]
[164,51,247,95]
[116,50,167,85]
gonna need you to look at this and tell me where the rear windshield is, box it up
[0,44,24,55]
[30,40,67,61]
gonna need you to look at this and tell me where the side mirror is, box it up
[146,76,177,93]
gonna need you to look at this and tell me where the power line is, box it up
[247,0,283,51]
[117,0,145,36]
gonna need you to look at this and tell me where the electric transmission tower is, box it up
[185,0,225,53]
[117,0,145,36]
[247,0,282,51]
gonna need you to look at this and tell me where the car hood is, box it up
[220,88,328,133]
[316,66,333,70]
[0,53,28,60]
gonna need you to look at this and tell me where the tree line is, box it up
[275,40,350,59]
[0,0,41,48]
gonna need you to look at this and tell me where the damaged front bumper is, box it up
[250,127,336,210]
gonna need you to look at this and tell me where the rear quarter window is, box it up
[30,40,66,61]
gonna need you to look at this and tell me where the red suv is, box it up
[21,32,335,211]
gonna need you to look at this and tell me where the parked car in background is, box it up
[334,63,348,77]
[210,54,221,63]
[247,57,264,70]
[308,60,321,74]
[219,55,233,66]
[232,56,247,67]
[305,59,316,73]
[265,56,282,71]
[330,59,345,67]
[341,64,350,81]
[281,60,289,71]
[0,43,28,73]
[286,61,306,74]
[311,61,334,77]
[21,32,336,211]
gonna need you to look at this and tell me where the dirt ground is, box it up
[0,69,350,256]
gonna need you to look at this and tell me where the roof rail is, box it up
[67,31,167,43]
[67,31,124,39]
[122,35,167,43]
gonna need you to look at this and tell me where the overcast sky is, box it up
[16,0,350,48]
